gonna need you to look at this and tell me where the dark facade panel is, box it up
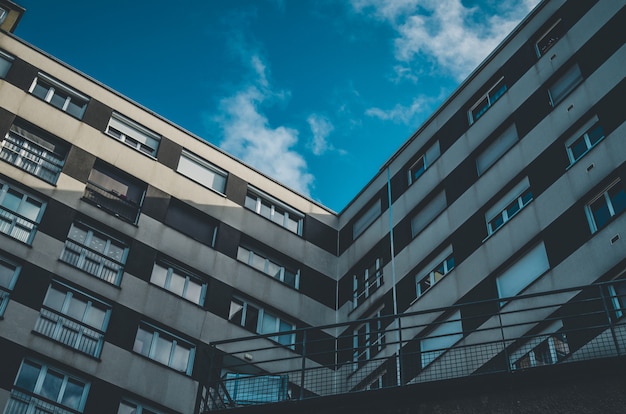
[164,199,217,247]
[214,222,240,259]
[339,187,388,255]
[450,213,487,266]
[596,78,626,135]
[141,184,171,222]
[443,157,478,206]
[81,99,112,132]
[436,110,467,153]
[205,278,234,318]
[11,262,50,311]
[542,204,589,269]
[38,199,75,242]
[125,240,158,283]
[0,106,15,134]
[224,173,247,206]
[105,303,142,350]
[63,145,96,183]
[299,267,336,309]
[4,58,37,91]
[156,137,182,169]
[303,215,337,255]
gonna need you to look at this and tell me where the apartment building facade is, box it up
[0,0,624,413]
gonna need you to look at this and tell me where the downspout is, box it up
[387,167,403,385]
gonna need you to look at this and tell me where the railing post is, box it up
[598,284,622,356]
[300,329,307,400]
[497,308,511,373]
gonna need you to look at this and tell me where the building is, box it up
[0,0,625,413]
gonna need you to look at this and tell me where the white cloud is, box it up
[351,0,541,81]
[307,114,335,156]
[365,95,435,124]
[215,55,314,196]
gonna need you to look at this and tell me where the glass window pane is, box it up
[84,305,106,329]
[590,197,611,230]
[185,279,203,304]
[50,90,67,109]
[44,287,66,312]
[89,234,107,253]
[237,246,250,263]
[15,361,40,392]
[171,344,190,372]
[244,305,259,332]
[117,401,137,414]
[32,83,49,100]
[1,188,21,211]
[154,335,172,366]
[61,378,85,410]
[106,242,125,262]
[133,328,153,356]
[229,300,244,324]
[169,272,185,296]
[66,296,87,321]
[250,254,266,272]
[609,185,626,216]
[587,125,604,146]
[19,197,42,221]
[260,313,277,334]
[68,225,87,244]
[150,264,168,288]
[570,136,588,161]
[66,99,86,118]
[0,260,16,288]
[40,370,63,401]
[244,195,257,211]
[266,261,281,278]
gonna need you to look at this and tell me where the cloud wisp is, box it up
[215,55,314,197]
[351,0,540,81]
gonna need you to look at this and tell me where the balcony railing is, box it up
[1,132,65,184]
[60,240,124,285]
[33,308,104,357]
[82,181,140,224]
[5,389,77,414]
[197,280,626,412]
[0,206,37,244]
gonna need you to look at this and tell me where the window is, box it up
[106,113,161,157]
[177,150,227,194]
[420,310,463,368]
[353,258,383,308]
[476,124,518,176]
[535,19,564,57]
[411,190,446,238]
[164,199,218,247]
[606,280,626,320]
[468,77,507,124]
[0,49,14,78]
[496,242,549,301]
[245,188,303,235]
[34,283,110,357]
[237,246,300,289]
[548,64,583,107]
[5,359,90,414]
[150,260,207,305]
[60,222,128,285]
[29,73,89,119]
[83,162,146,224]
[1,121,68,184]
[513,333,570,370]
[585,179,626,233]
[0,8,7,25]
[416,251,455,298]
[133,323,195,375]
[229,297,295,348]
[485,177,533,236]
[353,308,385,367]
[353,199,381,239]
[118,399,162,414]
[565,117,605,165]
[408,141,441,185]
[224,373,288,405]
[0,255,20,317]
[0,180,45,244]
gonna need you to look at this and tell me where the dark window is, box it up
[164,199,218,247]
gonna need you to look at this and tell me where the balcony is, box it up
[197,280,626,412]
[0,205,38,244]
[83,181,141,224]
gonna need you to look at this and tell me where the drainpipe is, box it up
[387,167,403,385]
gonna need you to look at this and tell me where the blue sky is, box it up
[15,0,539,212]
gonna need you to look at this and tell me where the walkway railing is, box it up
[197,279,626,412]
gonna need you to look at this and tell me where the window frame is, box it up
[407,141,441,186]
[34,282,111,358]
[416,252,455,298]
[410,190,447,238]
[495,242,550,303]
[177,150,228,195]
[150,259,207,306]
[118,399,163,414]
[237,245,300,290]
[353,257,383,309]
[420,310,463,368]
[468,77,507,125]
[59,221,129,286]
[535,18,564,58]
[133,323,196,375]
[0,255,20,317]
[353,199,381,240]
[353,307,386,368]
[29,72,89,119]
[106,113,161,157]
[475,124,518,176]
[548,64,583,107]
[485,178,533,236]
[245,188,304,235]
[585,178,626,234]
[0,180,45,245]
[1,121,68,185]
[0,49,14,78]
[9,359,90,413]
[228,297,296,349]
[565,117,605,166]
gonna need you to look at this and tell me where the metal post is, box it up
[387,167,403,385]
[598,284,622,356]
[300,329,307,400]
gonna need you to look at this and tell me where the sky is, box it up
[14,0,540,212]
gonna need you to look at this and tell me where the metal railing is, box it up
[60,240,124,285]
[83,181,140,224]
[0,206,38,244]
[5,389,78,414]
[197,280,626,412]
[1,132,64,184]
[33,308,104,357]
